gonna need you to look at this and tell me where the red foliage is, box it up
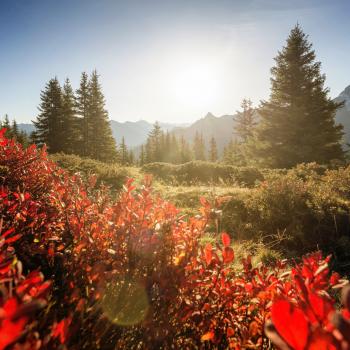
[0,128,350,349]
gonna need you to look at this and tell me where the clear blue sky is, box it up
[0,0,349,124]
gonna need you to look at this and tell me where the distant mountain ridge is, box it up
[109,120,188,147]
[334,85,350,145]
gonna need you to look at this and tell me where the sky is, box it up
[0,0,350,124]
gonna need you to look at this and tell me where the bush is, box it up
[221,166,350,271]
[142,161,264,187]
[50,153,133,189]
[0,129,348,349]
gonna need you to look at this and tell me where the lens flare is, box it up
[101,278,149,326]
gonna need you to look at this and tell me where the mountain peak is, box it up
[334,85,350,111]
[204,112,216,120]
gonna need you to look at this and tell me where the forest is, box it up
[1,23,350,349]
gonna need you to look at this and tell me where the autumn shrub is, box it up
[142,161,264,187]
[50,152,132,189]
[1,129,350,349]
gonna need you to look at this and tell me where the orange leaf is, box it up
[201,331,214,342]
[221,232,230,247]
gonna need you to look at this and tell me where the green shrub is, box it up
[220,166,350,271]
[142,161,264,187]
[50,153,133,190]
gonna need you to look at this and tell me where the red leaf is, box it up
[222,246,234,264]
[205,243,213,265]
[52,316,72,344]
[221,232,230,247]
[308,292,334,323]
[227,327,235,337]
[271,299,309,350]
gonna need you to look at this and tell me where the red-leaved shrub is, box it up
[0,128,349,349]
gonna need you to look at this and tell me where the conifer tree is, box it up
[147,122,163,162]
[120,137,128,165]
[179,136,192,163]
[62,78,80,154]
[139,145,146,166]
[193,132,206,160]
[234,99,257,143]
[11,119,19,139]
[76,72,90,157]
[253,25,344,168]
[33,78,64,152]
[3,115,11,138]
[87,70,117,162]
[209,136,218,162]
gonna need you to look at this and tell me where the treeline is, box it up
[32,71,117,162]
[138,123,218,165]
[0,114,30,146]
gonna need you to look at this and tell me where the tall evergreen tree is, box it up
[87,70,117,161]
[253,25,344,168]
[62,78,80,154]
[139,145,146,166]
[32,78,64,152]
[147,122,163,162]
[234,99,257,143]
[11,119,19,139]
[193,132,206,160]
[209,136,218,162]
[120,137,128,165]
[76,72,90,157]
[3,115,11,138]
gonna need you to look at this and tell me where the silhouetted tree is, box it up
[253,25,344,167]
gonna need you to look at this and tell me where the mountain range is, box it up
[17,85,350,152]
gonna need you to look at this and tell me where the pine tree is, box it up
[32,78,64,152]
[209,136,218,162]
[234,99,257,143]
[147,122,163,162]
[253,25,344,168]
[3,115,11,138]
[76,72,90,157]
[139,145,146,166]
[87,70,117,162]
[62,78,80,154]
[179,136,192,163]
[120,137,128,165]
[12,119,19,139]
[193,132,206,160]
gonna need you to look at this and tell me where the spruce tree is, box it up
[76,72,90,157]
[62,78,80,154]
[139,145,146,166]
[193,132,206,160]
[209,136,218,162]
[120,137,128,165]
[234,99,256,143]
[87,70,117,162]
[33,78,64,153]
[3,115,11,138]
[12,119,19,139]
[254,25,344,168]
[147,122,163,162]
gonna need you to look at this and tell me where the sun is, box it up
[170,60,221,109]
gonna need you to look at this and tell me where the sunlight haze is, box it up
[0,0,349,123]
